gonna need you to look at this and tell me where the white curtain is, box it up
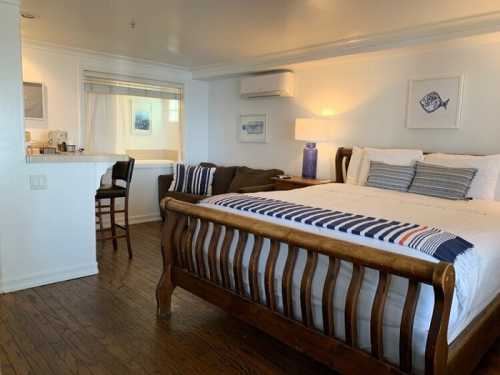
[83,92,180,158]
[84,93,120,154]
[115,95,132,154]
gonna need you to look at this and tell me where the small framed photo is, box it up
[23,82,46,121]
[132,100,153,135]
[238,114,268,143]
[406,75,463,129]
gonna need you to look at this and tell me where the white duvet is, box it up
[198,183,500,372]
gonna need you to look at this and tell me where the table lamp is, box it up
[295,118,330,179]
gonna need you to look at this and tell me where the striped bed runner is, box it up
[202,194,473,263]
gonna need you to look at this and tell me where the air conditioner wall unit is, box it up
[240,72,294,99]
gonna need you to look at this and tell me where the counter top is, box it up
[26,152,129,164]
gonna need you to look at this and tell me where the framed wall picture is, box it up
[238,114,268,143]
[23,82,46,121]
[131,100,153,135]
[406,75,463,129]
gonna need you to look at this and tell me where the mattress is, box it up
[196,183,500,373]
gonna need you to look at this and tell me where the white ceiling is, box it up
[20,0,500,69]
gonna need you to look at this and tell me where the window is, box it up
[168,99,180,123]
[82,71,182,161]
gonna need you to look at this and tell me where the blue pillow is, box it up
[366,161,416,192]
[408,162,477,200]
[169,164,216,196]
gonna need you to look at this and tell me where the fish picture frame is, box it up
[238,114,268,143]
[406,75,463,129]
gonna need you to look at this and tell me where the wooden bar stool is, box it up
[95,158,135,259]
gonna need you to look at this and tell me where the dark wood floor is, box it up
[0,222,498,374]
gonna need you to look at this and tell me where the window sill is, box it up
[134,159,175,169]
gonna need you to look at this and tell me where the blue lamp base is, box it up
[301,143,318,179]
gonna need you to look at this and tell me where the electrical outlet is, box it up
[29,174,48,190]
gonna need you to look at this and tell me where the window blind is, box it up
[83,71,182,100]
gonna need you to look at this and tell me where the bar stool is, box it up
[95,158,135,259]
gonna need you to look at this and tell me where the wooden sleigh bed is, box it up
[157,148,499,375]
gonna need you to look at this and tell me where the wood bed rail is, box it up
[157,198,456,375]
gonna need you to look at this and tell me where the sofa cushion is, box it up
[228,166,283,193]
[214,166,238,195]
[200,162,237,195]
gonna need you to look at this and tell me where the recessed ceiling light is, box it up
[21,12,37,20]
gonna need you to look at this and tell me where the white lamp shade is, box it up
[294,118,332,142]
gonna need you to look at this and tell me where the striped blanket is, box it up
[202,194,473,263]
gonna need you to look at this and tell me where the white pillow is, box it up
[424,153,500,200]
[358,148,424,185]
[346,146,365,185]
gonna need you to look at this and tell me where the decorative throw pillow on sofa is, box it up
[169,163,216,196]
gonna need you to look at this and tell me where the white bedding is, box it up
[197,183,500,372]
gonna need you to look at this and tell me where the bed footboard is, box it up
[157,198,456,375]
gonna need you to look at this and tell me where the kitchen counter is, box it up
[5,153,130,292]
[26,152,129,163]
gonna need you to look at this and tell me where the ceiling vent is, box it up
[240,72,294,99]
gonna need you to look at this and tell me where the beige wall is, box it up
[207,33,500,184]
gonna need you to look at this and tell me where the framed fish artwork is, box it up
[406,75,463,129]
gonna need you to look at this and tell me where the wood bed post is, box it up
[425,262,455,375]
[156,198,179,319]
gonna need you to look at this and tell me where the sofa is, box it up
[158,162,283,220]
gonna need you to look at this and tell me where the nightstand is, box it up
[272,176,332,191]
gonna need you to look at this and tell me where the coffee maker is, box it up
[48,130,68,152]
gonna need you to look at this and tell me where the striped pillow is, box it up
[169,164,216,196]
[366,161,416,192]
[409,162,477,200]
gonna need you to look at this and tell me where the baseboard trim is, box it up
[129,213,162,225]
[99,213,161,228]
[0,263,98,293]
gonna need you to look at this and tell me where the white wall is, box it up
[125,162,173,224]
[0,0,34,290]
[0,2,146,291]
[207,34,500,180]
[184,79,210,164]
[2,161,109,292]
[23,47,80,142]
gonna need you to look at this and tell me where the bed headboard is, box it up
[334,147,487,184]
[335,147,352,183]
